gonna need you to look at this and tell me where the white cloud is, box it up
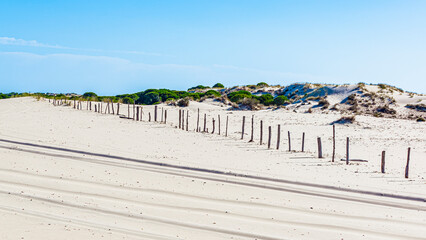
[0,36,166,56]
[0,37,64,48]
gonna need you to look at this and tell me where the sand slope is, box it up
[0,97,425,240]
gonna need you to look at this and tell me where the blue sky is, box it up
[1,0,425,95]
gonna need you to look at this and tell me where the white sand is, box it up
[0,97,425,240]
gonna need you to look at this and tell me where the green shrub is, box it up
[213,83,224,88]
[273,95,288,105]
[140,92,160,105]
[257,94,274,105]
[204,90,221,97]
[123,97,134,104]
[187,92,201,100]
[228,90,252,102]
[83,92,97,98]
[188,85,210,90]
[257,82,269,87]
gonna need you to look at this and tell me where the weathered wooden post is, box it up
[249,115,254,142]
[154,105,158,122]
[74,99,76,109]
[98,103,101,113]
[302,132,305,152]
[164,110,167,123]
[117,103,120,115]
[317,137,323,158]
[90,101,92,111]
[136,107,140,121]
[332,124,336,162]
[288,131,291,151]
[196,109,200,132]
[133,103,135,120]
[241,116,245,139]
[182,110,185,131]
[405,147,411,178]
[128,104,130,119]
[161,108,164,123]
[94,104,97,112]
[260,120,263,145]
[276,124,281,150]
[140,107,143,121]
[203,114,207,132]
[106,102,110,114]
[179,110,182,129]
[268,126,272,149]
[186,110,189,131]
[111,100,114,115]
[218,115,221,135]
[346,137,349,165]
[87,100,89,110]
[149,112,151,122]
[381,151,386,173]
[225,116,229,137]
[212,118,215,134]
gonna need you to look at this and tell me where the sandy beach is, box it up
[0,97,425,240]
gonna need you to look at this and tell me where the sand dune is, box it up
[0,97,425,239]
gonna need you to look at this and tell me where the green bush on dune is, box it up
[273,95,289,105]
[228,90,252,102]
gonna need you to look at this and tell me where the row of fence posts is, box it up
[51,98,169,124]
[51,99,414,179]
[178,108,414,179]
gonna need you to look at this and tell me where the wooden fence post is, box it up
[117,103,120,115]
[164,110,167,124]
[225,116,229,137]
[218,115,221,135]
[149,112,151,122]
[241,116,245,139]
[154,105,158,122]
[89,101,92,111]
[302,132,305,152]
[186,110,189,131]
[182,110,185,131]
[268,126,272,149]
[94,104,97,112]
[346,137,350,165]
[136,107,139,121]
[317,137,323,158]
[128,104,130,119]
[133,103,135,120]
[260,120,263,145]
[179,110,182,129]
[405,147,411,178]
[249,115,254,142]
[288,131,291,151]
[381,151,386,173]
[111,100,114,115]
[212,118,215,134]
[276,124,281,150]
[203,114,207,132]
[332,124,336,162]
[196,109,200,132]
[161,108,164,123]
